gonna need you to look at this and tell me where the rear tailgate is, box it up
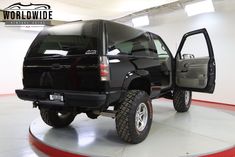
[22,20,108,92]
[23,55,105,92]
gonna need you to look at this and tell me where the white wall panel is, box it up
[0,23,38,94]
[142,1,235,104]
[0,0,234,105]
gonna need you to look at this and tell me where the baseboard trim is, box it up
[192,99,235,111]
[0,93,15,96]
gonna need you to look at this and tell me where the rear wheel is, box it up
[86,111,99,119]
[115,90,153,144]
[40,108,76,128]
[173,88,192,112]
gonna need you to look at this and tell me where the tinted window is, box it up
[152,36,170,59]
[106,22,152,57]
[27,21,99,58]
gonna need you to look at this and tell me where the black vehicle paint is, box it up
[15,20,216,143]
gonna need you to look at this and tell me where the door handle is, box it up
[184,63,189,68]
[181,63,189,72]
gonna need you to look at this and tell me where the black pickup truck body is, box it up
[16,20,216,143]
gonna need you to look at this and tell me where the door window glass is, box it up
[180,34,208,59]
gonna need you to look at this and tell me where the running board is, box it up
[94,110,116,118]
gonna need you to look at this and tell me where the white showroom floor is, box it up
[0,95,46,157]
[1,95,235,157]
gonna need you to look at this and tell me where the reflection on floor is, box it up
[1,95,235,157]
[30,99,235,157]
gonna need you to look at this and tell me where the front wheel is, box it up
[40,108,76,128]
[173,88,192,112]
[115,90,153,144]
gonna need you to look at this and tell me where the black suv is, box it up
[16,20,216,144]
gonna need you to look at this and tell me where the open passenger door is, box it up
[175,28,216,93]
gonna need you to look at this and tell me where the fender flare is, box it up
[121,70,151,92]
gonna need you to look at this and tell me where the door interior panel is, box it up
[176,57,209,89]
[175,28,215,93]
[159,57,172,89]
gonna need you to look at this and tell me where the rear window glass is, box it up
[27,21,99,58]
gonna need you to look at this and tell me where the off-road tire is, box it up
[115,90,153,144]
[40,108,76,128]
[173,88,192,112]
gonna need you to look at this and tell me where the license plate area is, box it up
[49,93,64,102]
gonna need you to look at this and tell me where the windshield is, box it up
[27,20,99,58]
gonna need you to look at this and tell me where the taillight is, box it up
[99,56,110,81]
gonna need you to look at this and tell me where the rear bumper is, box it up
[15,89,108,109]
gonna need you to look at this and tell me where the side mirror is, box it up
[182,54,195,59]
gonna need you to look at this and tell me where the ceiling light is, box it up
[185,0,215,17]
[132,15,149,27]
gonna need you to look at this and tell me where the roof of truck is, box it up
[46,19,145,35]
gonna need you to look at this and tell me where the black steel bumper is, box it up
[15,89,108,109]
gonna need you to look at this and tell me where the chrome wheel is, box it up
[185,91,190,105]
[135,103,148,132]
